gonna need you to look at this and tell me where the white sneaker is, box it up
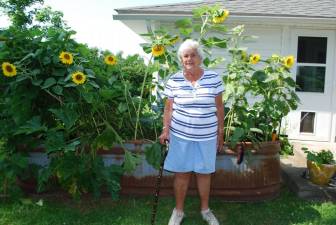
[168,208,184,225]
[201,209,219,225]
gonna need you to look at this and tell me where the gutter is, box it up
[113,14,336,28]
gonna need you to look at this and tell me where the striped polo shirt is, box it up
[163,70,224,141]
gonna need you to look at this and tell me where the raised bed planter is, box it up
[27,141,281,201]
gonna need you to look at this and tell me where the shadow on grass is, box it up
[0,187,335,225]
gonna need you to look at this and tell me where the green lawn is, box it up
[0,188,335,225]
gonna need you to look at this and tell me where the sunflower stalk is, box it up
[134,55,153,140]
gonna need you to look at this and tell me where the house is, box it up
[114,0,336,149]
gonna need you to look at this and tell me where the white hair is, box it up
[177,39,203,61]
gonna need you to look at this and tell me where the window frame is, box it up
[295,36,328,93]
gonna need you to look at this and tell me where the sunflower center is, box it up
[6,65,13,72]
[154,46,162,51]
[64,54,70,60]
[108,56,114,61]
[75,75,83,80]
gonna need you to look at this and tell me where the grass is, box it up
[0,187,335,225]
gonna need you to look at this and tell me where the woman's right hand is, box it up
[159,129,169,145]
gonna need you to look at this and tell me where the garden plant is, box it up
[1,1,300,200]
[0,0,157,199]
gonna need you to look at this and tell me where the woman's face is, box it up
[181,48,201,70]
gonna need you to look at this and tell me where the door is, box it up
[286,29,335,142]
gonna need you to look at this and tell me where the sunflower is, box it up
[212,9,229,24]
[283,55,295,69]
[249,54,261,64]
[71,71,86,85]
[1,62,17,77]
[151,45,165,57]
[104,55,117,65]
[169,36,179,45]
[59,51,73,65]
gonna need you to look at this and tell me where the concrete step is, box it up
[280,145,336,202]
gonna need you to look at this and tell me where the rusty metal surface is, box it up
[119,142,281,201]
[26,141,281,201]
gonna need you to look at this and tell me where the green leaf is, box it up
[203,57,210,67]
[144,142,162,170]
[212,37,227,48]
[49,106,79,131]
[252,70,267,82]
[179,28,193,36]
[18,53,35,63]
[230,127,245,143]
[16,75,30,82]
[52,68,66,77]
[42,78,57,89]
[89,81,100,88]
[123,150,141,173]
[284,77,296,87]
[12,153,28,168]
[20,198,33,205]
[175,18,192,28]
[250,128,263,134]
[45,131,65,153]
[82,91,95,103]
[84,69,95,76]
[142,45,152,54]
[36,199,44,207]
[64,83,76,88]
[64,140,80,152]
[210,24,228,33]
[208,57,225,68]
[42,56,51,65]
[15,116,47,135]
[117,102,128,113]
[92,128,116,150]
[52,85,63,95]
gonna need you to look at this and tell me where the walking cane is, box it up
[151,140,169,225]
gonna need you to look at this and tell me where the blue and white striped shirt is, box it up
[163,70,224,141]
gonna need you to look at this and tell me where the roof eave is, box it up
[113,14,336,26]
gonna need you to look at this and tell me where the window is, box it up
[295,37,327,93]
[300,112,315,133]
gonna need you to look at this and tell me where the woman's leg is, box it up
[195,173,211,210]
[174,172,192,211]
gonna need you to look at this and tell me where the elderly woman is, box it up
[159,39,224,225]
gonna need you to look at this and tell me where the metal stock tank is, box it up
[103,140,281,201]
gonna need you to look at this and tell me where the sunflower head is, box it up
[71,71,86,85]
[283,55,295,69]
[59,51,73,65]
[104,55,117,65]
[1,62,17,77]
[212,9,229,24]
[152,45,165,57]
[249,54,261,64]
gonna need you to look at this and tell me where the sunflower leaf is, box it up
[14,116,47,135]
[42,78,56,89]
[123,150,141,173]
[49,106,79,131]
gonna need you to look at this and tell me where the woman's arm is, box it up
[215,94,224,151]
[159,98,173,144]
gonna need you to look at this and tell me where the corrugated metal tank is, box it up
[102,141,281,201]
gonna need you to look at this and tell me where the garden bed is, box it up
[27,141,281,201]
